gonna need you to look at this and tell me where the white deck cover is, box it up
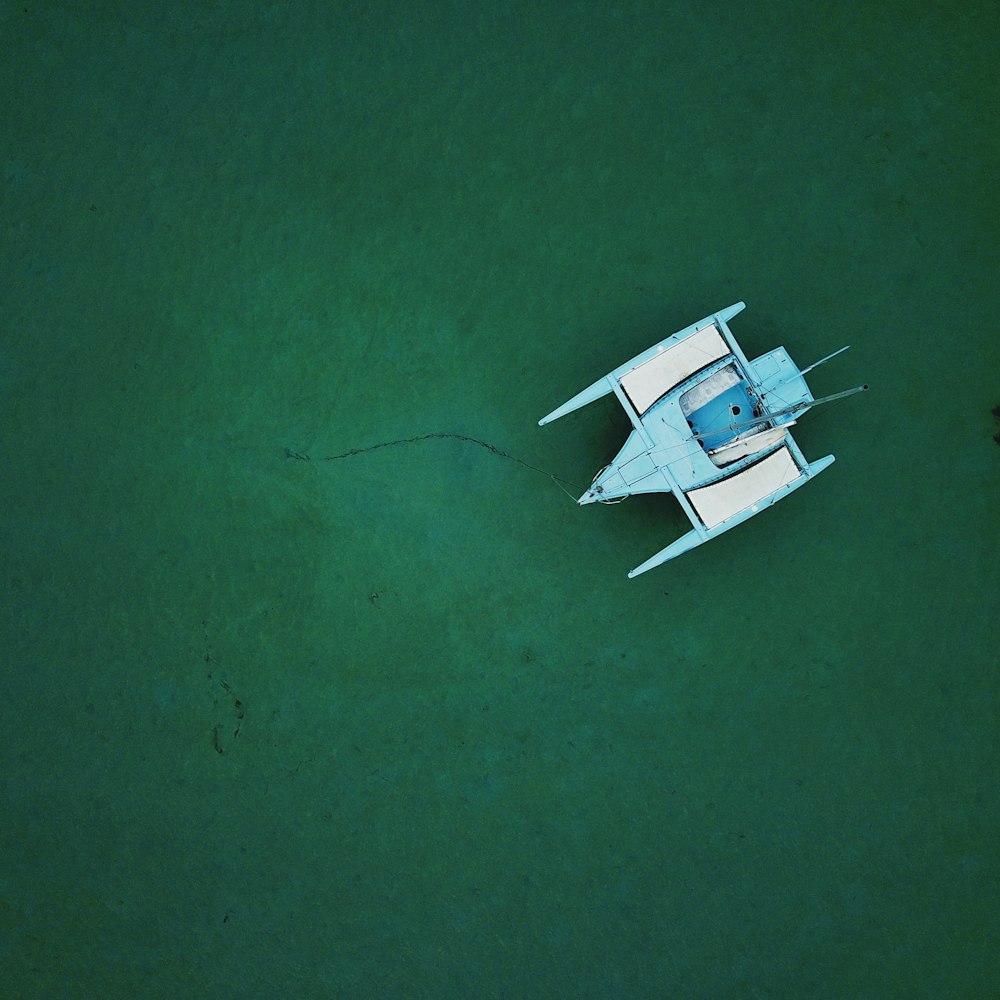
[620,324,729,415]
[686,445,801,529]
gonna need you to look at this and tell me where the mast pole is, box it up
[695,384,869,440]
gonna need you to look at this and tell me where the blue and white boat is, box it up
[539,302,866,577]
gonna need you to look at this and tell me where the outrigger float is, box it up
[539,302,866,577]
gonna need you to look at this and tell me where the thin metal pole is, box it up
[695,384,868,440]
[799,345,851,378]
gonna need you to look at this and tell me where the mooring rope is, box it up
[285,433,585,499]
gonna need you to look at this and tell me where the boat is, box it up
[538,302,866,577]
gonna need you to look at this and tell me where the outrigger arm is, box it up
[537,375,614,426]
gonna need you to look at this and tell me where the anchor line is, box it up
[289,433,585,496]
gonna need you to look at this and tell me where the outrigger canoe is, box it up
[539,302,866,577]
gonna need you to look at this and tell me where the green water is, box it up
[2,2,997,997]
